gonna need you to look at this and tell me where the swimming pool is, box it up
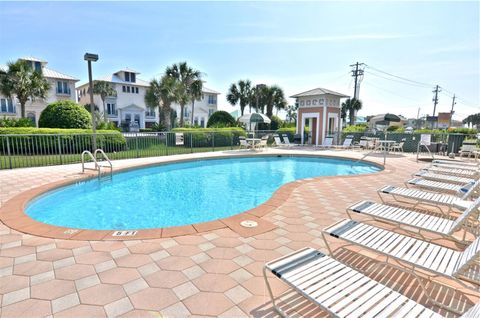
[26,156,381,230]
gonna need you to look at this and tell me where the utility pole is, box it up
[416,107,421,129]
[449,94,456,128]
[431,85,441,129]
[350,62,365,100]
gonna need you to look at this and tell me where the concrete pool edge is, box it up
[0,152,389,241]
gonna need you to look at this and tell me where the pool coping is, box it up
[0,152,390,240]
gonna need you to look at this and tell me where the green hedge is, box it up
[0,128,126,154]
[171,128,246,147]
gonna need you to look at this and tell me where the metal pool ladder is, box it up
[81,149,113,178]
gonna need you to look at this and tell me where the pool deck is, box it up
[0,148,478,317]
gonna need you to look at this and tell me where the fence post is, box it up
[231,132,233,150]
[165,132,168,156]
[57,134,63,165]
[135,133,139,158]
[212,132,215,152]
[6,136,12,169]
[190,133,193,153]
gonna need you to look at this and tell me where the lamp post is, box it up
[84,53,99,150]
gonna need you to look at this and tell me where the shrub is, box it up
[96,120,119,131]
[0,117,35,128]
[39,100,92,129]
[343,124,367,132]
[258,115,284,131]
[172,127,246,147]
[0,128,126,154]
[206,111,236,128]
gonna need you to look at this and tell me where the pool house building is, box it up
[291,87,349,146]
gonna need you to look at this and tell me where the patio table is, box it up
[246,138,261,148]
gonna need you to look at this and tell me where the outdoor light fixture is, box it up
[84,53,98,150]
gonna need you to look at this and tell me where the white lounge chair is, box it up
[353,138,368,151]
[335,135,354,149]
[460,144,480,158]
[323,220,480,292]
[406,178,478,196]
[282,134,295,147]
[433,160,479,168]
[414,170,476,185]
[377,184,479,215]
[273,135,285,147]
[264,247,479,317]
[432,162,479,171]
[422,166,479,178]
[347,198,480,243]
[319,136,333,149]
[239,137,250,149]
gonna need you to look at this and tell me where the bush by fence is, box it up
[0,128,126,155]
[171,128,246,147]
[39,100,92,129]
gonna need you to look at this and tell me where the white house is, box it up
[0,57,79,126]
[291,87,349,145]
[76,68,220,129]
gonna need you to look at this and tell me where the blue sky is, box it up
[0,1,478,120]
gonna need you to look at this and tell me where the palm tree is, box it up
[285,104,298,124]
[263,85,286,118]
[93,81,117,120]
[341,98,362,126]
[0,60,50,118]
[226,79,252,116]
[145,75,179,131]
[165,62,202,127]
[189,79,203,126]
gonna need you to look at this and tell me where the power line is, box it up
[364,70,431,89]
[364,64,432,88]
[363,81,420,103]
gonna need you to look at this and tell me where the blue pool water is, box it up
[26,156,381,230]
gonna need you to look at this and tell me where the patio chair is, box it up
[352,138,368,151]
[391,139,405,152]
[347,198,480,244]
[256,136,268,150]
[335,135,354,149]
[319,136,333,149]
[282,134,295,147]
[406,178,477,196]
[460,144,479,158]
[323,219,480,293]
[414,170,476,185]
[239,137,250,150]
[420,166,479,178]
[264,247,479,317]
[377,183,479,216]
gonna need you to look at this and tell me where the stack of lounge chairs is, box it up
[264,159,480,317]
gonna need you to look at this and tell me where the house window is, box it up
[208,109,214,117]
[122,86,126,92]
[126,86,130,93]
[207,95,216,104]
[200,118,205,127]
[319,99,324,105]
[34,61,42,72]
[0,98,15,113]
[125,72,130,82]
[194,117,199,126]
[56,81,70,95]
[312,99,317,105]
[27,112,36,125]
[131,73,136,83]
[146,107,156,117]
[107,103,117,116]
[306,100,311,106]
[135,87,139,94]
[300,100,305,106]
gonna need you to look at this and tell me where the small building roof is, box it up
[202,87,220,95]
[77,74,150,88]
[42,67,79,81]
[290,87,349,98]
[115,67,140,74]
[20,56,47,63]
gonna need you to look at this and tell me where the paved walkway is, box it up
[0,149,478,317]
